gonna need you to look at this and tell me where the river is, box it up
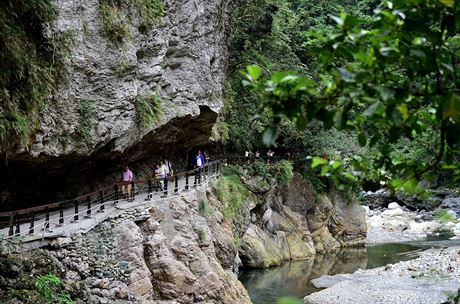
[238,237,460,304]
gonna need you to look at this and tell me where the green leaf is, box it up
[329,14,344,26]
[440,0,454,7]
[443,94,460,124]
[296,115,307,130]
[246,65,262,81]
[312,157,328,168]
[280,75,298,83]
[358,132,367,146]
[379,86,394,102]
[364,102,382,117]
[380,47,397,56]
[331,161,342,170]
[338,68,355,82]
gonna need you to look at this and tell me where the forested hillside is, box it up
[223,0,460,195]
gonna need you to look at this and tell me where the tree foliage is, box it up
[243,0,460,193]
[0,0,74,154]
[225,0,374,157]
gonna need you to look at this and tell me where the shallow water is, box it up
[238,237,460,304]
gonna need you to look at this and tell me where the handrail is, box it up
[0,160,221,218]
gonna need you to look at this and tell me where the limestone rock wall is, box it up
[1,0,230,210]
[237,173,367,268]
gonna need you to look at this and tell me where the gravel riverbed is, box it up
[305,245,460,304]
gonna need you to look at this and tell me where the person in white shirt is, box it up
[164,159,173,176]
[267,149,274,164]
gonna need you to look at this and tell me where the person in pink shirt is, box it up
[121,166,134,201]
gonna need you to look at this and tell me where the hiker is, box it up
[255,150,260,161]
[267,149,274,164]
[245,150,250,164]
[164,158,173,177]
[196,150,205,168]
[121,166,134,201]
[154,163,163,191]
[160,160,168,191]
[195,150,205,185]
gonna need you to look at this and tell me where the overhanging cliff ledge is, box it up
[0,0,230,210]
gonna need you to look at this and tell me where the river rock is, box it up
[441,198,460,214]
[447,209,457,218]
[382,207,404,217]
[388,202,401,209]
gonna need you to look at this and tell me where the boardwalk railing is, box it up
[0,160,221,240]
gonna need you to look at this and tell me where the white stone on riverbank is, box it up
[305,246,460,304]
[365,205,460,244]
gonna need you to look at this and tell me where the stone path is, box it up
[0,167,219,245]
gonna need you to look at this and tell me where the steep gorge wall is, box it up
[237,173,367,268]
[0,173,366,303]
[0,0,230,210]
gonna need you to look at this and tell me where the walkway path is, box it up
[0,161,221,244]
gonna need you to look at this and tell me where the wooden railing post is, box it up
[131,181,135,201]
[99,191,105,212]
[59,203,64,225]
[14,213,20,235]
[86,196,92,217]
[147,180,153,200]
[185,173,189,191]
[45,207,50,230]
[114,184,119,204]
[163,178,168,197]
[29,213,35,234]
[8,214,14,236]
[74,200,79,222]
[174,175,179,194]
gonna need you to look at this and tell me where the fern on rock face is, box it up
[98,0,166,44]
[75,99,97,142]
[135,91,163,127]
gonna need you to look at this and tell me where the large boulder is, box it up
[441,198,460,214]
[281,173,316,214]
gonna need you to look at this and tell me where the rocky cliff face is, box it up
[237,173,367,268]
[0,190,252,304]
[0,0,229,210]
[0,172,366,303]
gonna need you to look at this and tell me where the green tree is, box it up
[243,0,460,193]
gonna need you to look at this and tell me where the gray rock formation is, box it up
[1,0,230,210]
[237,174,367,268]
[441,197,460,214]
[0,190,252,303]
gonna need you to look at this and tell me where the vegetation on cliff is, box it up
[0,0,75,154]
[99,0,165,45]
[226,0,460,196]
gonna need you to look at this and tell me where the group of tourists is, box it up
[120,159,173,201]
[120,150,209,202]
[245,149,275,164]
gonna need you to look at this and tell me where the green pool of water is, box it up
[238,237,460,304]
